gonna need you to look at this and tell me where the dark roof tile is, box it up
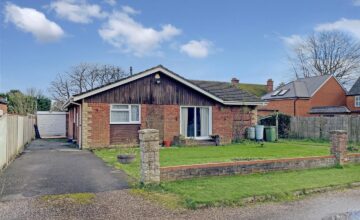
[349,77,360,95]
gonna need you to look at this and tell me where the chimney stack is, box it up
[231,77,239,86]
[267,79,274,92]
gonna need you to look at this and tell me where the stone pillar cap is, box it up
[138,129,159,134]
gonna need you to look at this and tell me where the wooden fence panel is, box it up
[290,116,360,143]
[0,114,35,169]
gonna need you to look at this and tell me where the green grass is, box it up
[94,139,330,180]
[93,140,360,209]
[160,139,329,166]
[41,193,95,204]
[43,138,68,143]
[152,164,360,208]
[94,148,141,181]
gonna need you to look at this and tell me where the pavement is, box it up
[0,139,128,201]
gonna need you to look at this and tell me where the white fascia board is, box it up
[223,101,268,106]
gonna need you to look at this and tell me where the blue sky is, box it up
[1,0,359,95]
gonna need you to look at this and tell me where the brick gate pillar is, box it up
[330,130,348,165]
[139,129,160,184]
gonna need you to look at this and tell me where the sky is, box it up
[1,0,360,95]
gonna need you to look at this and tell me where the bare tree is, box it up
[49,73,72,103]
[49,63,127,103]
[289,31,360,85]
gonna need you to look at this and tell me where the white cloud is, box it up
[104,0,116,6]
[121,5,139,15]
[98,7,181,56]
[180,40,213,58]
[280,34,304,47]
[49,0,106,24]
[353,0,360,6]
[4,3,64,42]
[315,18,360,39]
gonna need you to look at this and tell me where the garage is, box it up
[37,111,67,138]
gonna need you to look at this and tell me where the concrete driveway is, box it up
[0,139,128,201]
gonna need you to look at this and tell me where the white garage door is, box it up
[37,111,67,137]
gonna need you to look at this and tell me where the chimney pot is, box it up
[231,78,239,86]
[267,79,274,92]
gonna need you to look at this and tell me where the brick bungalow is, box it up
[346,77,360,114]
[259,75,349,117]
[63,65,266,149]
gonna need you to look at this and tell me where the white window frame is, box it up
[355,96,360,107]
[110,104,141,124]
[179,106,212,140]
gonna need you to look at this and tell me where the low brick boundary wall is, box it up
[348,153,360,163]
[160,156,337,181]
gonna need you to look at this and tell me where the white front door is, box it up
[180,106,212,139]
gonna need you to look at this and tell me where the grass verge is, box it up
[41,193,95,205]
[152,164,360,209]
[94,148,140,181]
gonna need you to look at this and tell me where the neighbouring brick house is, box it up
[259,75,350,117]
[63,65,266,149]
[346,77,360,114]
[0,98,7,115]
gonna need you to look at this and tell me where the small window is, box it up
[355,96,360,107]
[110,104,141,124]
[271,90,281,96]
[278,89,289,96]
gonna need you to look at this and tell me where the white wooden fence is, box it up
[0,114,36,169]
[290,116,360,143]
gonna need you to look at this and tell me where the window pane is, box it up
[112,105,128,110]
[111,111,129,122]
[131,105,139,121]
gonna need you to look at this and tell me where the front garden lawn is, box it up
[154,164,360,208]
[94,139,331,180]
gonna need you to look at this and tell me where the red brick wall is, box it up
[0,103,7,114]
[163,105,180,142]
[141,104,165,140]
[346,96,360,114]
[310,77,346,108]
[83,103,255,147]
[259,99,297,116]
[67,107,74,139]
[86,103,110,147]
[260,77,347,117]
[141,104,180,143]
[212,104,255,144]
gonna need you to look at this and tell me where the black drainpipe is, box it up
[293,98,298,116]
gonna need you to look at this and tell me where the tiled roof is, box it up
[262,75,332,100]
[189,80,262,102]
[238,83,268,97]
[349,77,360,95]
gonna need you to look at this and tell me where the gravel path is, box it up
[1,188,360,220]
